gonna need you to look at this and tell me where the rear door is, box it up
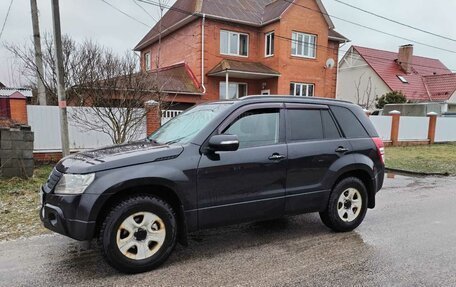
[284,104,352,215]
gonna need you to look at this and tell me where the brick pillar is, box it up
[427,112,438,145]
[145,100,161,135]
[389,110,401,146]
[9,98,28,124]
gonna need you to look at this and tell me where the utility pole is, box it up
[51,0,70,157]
[30,0,47,105]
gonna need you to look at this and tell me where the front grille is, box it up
[44,168,63,193]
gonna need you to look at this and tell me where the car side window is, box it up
[321,110,341,139]
[330,106,369,138]
[223,108,280,149]
[287,109,324,141]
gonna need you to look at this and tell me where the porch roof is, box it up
[207,59,281,79]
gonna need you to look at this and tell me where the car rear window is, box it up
[287,109,323,141]
[330,106,369,138]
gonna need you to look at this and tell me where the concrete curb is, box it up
[386,167,450,177]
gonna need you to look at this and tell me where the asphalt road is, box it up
[1,174,456,287]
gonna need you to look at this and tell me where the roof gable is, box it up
[135,0,336,50]
[352,46,452,102]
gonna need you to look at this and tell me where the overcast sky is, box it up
[1,0,456,87]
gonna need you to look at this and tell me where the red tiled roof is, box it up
[135,0,345,50]
[423,73,456,101]
[147,62,202,94]
[353,46,452,102]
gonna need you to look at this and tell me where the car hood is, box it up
[56,141,184,174]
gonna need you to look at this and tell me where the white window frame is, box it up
[220,30,249,57]
[261,89,271,95]
[290,82,315,97]
[291,32,317,59]
[144,52,151,71]
[265,32,275,57]
[219,81,248,100]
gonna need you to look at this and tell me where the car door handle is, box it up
[269,153,286,161]
[335,147,349,153]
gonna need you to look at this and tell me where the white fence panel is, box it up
[435,117,456,142]
[398,116,429,141]
[369,116,392,141]
[27,106,147,152]
[161,110,183,125]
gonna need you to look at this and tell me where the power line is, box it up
[282,0,456,55]
[0,0,14,41]
[132,0,158,22]
[135,0,456,72]
[332,0,456,43]
[100,0,151,28]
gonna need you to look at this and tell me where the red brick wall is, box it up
[141,20,202,83]
[9,98,28,124]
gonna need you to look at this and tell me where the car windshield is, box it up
[148,103,232,145]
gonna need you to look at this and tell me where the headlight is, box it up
[54,173,95,195]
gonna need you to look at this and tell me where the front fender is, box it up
[80,160,198,223]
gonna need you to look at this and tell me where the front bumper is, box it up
[40,188,97,241]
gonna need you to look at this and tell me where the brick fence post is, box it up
[427,112,438,145]
[389,110,401,146]
[145,100,161,135]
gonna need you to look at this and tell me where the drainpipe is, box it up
[201,14,206,94]
[225,71,229,100]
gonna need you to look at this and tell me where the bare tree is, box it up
[5,34,77,105]
[6,36,174,144]
[354,73,377,110]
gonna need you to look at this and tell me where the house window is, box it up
[144,52,151,71]
[291,32,316,58]
[397,75,409,83]
[265,32,275,57]
[220,30,249,57]
[290,82,314,97]
[220,82,248,100]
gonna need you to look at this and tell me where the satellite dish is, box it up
[325,58,336,69]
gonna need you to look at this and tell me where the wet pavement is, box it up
[1,175,456,286]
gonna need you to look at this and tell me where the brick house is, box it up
[134,0,348,107]
[337,45,456,110]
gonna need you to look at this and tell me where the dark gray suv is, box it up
[40,96,385,273]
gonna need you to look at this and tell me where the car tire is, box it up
[320,177,368,232]
[98,195,177,274]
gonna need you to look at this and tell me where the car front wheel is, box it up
[320,177,368,232]
[98,195,177,274]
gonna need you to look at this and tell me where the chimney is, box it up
[398,44,414,74]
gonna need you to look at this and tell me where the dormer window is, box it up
[397,75,408,83]
[220,30,249,57]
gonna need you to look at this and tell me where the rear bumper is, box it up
[39,188,97,241]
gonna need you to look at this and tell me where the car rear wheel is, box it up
[320,177,368,232]
[98,195,177,274]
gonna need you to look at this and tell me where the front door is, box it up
[197,104,287,228]
[284,104,352,215]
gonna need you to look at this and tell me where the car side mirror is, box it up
[208,134,240,152]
